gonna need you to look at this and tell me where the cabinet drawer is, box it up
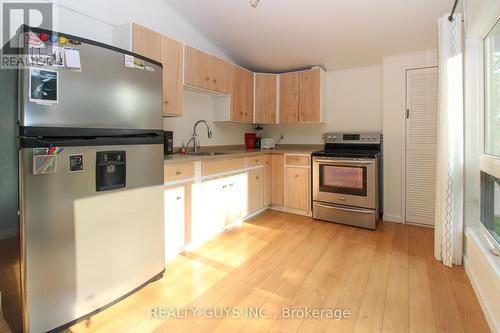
[247,155,267,167]
[202,158,246,176]
[164,163,195,182]
[285,155,310,166]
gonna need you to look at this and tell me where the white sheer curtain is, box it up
[435,14,464,267]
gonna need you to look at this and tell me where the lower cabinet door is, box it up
[263,155,271,207]
[164,183,192,262]
[285,167,310,211]
[200,178,227,240]
[248,168,264,214]
[225,173,248,226]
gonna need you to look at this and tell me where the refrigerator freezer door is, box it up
[19,40,163,130]
[20,144,164,333]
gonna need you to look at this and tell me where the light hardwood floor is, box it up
[65,210,490,333]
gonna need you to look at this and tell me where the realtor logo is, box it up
[1,1,53,68]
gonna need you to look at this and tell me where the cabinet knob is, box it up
[213,79,217,83]
[176,196,182,200]
[223,185,227,189]
[295,174,299,178]
[244,112,248,115]
[256,176,259,179]
[176,170,182,175]
[164,100,170,104]
[205,77,210,81]
[229,183,234,187]
[240,112,244,115]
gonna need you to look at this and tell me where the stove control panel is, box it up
[324,132,381,144]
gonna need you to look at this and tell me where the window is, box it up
[480,172,500,245]
[484,20,500,157]
[481,19,500,248]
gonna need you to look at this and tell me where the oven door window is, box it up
[319,165,367,196]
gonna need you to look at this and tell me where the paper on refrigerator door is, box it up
[64,47,82,70]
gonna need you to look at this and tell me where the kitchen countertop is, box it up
[164,144,322,165]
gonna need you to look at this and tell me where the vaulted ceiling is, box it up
[166,0,453,71]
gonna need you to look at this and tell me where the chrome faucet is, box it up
[187,120,213,153]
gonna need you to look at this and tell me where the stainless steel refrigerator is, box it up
[0,25,165,333]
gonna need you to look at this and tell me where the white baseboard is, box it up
[463,230,500,333]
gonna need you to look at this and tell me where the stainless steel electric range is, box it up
[312,132,382,230]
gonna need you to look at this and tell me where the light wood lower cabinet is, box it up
[270,154,284,206]
[263,156,271,207]
[164,182,192,262]
[248,168,264,214]
[284,167,310,211]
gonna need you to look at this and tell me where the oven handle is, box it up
[314,203,374,214]
[313,158,375,166]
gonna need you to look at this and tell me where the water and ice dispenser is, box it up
[96,151,126,191]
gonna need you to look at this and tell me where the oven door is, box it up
[313,157,377,209]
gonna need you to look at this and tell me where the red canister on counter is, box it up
[245,133,257,150]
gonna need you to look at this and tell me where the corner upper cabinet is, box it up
[254,74,278,124]
[161,35,183,116]
[298,68,326,123]
[131,23,161,63]
[231,65,254,122]
[279,72,299,123]
[184,46,231,94]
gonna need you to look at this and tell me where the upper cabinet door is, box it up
[279,72,299,123]
[132,23,161,63]
[161,35,183,116]
[231,65,254,122]
[212,57,232,94]
[255,74,277,124]
[298,69,321,123]
[185,46,231,94]
[184,46,211,90]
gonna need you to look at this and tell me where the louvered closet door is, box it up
[405,67,438,226]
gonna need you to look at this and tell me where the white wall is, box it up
[381,50,438,223]
[49,0,253,147]
[260,65,383,144]
[164,90,253,147]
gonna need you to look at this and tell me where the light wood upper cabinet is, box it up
[184,46,231,94]
[231,65,254,122]
[284,167,310,211]
[184,46,211,90]
[161,35,183,116]
[270,154,284,206]
[280,72,299,123]
[212,57,232,94]
[255,74,277,124]
[132,23,161,63]
[298,69,322,122]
